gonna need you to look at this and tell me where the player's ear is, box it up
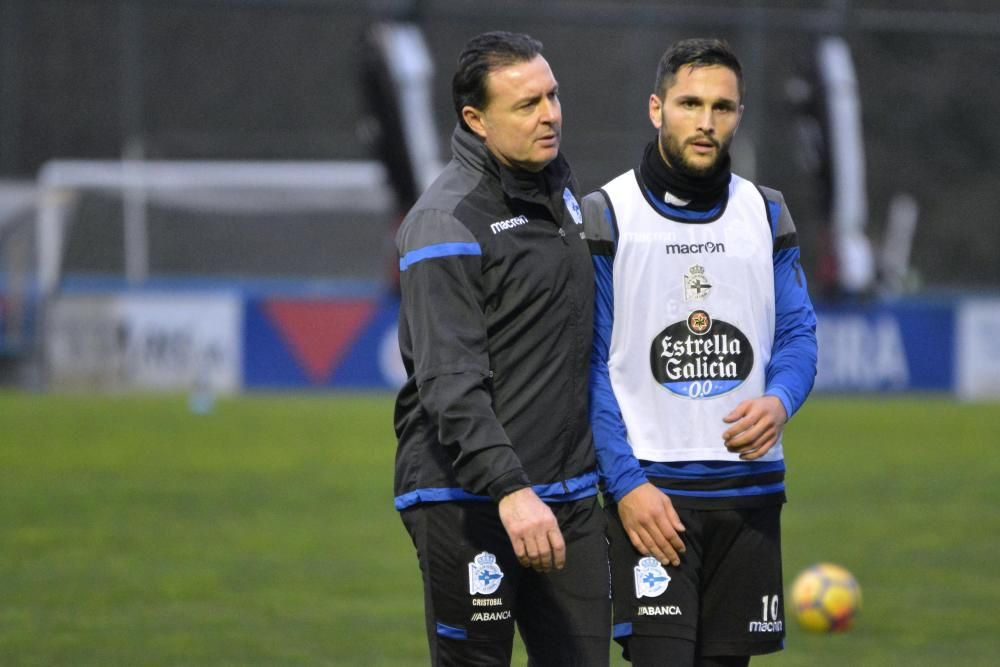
[733,104,745,135]
[463,106,489,140]
[648,94,663,130]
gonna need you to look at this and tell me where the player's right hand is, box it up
[618,482,686,567]
[498,487,566,572]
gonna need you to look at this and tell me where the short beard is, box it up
[660,131,731,178]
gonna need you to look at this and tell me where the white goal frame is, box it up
[35,158,393,297]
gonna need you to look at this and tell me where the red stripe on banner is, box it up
[264,299,377,384]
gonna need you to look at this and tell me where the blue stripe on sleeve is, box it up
[436,622,468,640]
[399,242,481,271]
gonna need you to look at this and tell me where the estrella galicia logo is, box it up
[468,552,504,595]
[650,309,754,399]
[634,556,671,598]
[563,188,583,225]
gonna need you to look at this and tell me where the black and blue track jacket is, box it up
[393,125,598,511]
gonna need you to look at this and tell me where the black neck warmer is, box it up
[638,138,732,211]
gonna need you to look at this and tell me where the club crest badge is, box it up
[684,265,712,301]
[563,188,583,225]
[469,552,504,595]
[634,556,671,598]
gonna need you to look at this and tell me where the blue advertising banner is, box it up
[242,294,989,396]
[814,299,955,393]
[243,294,403,390]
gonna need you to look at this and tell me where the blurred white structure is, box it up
[35,159,393,297]
[817,36,876,295]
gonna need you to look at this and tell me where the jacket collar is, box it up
[450,124,573,207]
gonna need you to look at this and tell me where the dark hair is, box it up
[654,38,744,101]
[452,31,544,130]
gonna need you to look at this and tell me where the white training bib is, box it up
[602,172,780,462]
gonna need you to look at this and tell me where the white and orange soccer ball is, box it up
[790,562,862,633]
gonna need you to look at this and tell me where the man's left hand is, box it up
[498,487,566,572]
[722,396,787,460]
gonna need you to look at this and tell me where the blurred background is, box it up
[2,0,1000,398]
[2,3,1000,665]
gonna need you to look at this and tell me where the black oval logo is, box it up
[650,311,754,398]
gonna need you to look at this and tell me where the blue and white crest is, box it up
[634,556,671,598]
[563,188,583,225]
[469,552,504,595]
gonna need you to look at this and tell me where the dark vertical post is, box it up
[0,0,24,174]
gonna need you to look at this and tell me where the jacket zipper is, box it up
[557,217,578,493]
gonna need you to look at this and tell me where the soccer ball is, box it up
[790,562,862,633]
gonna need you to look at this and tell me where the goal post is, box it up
[35,158,395,298]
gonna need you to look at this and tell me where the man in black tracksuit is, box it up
[394,31,610,665]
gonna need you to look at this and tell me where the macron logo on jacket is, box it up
[490,215,530,235]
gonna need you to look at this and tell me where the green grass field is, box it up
[2,392,999,665]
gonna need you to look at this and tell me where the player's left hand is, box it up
[498,487,566,573]
[722,396,787,460]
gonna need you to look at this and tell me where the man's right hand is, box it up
[498,487,566,572]
[618,482,686,566]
